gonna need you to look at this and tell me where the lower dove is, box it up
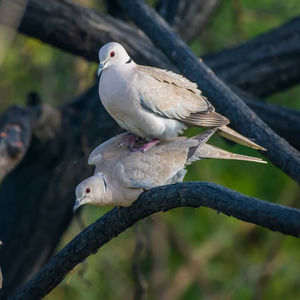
[73,131,266,210]
[97,42,266,151]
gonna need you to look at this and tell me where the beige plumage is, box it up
[73,131,266,210]
[98,42,266,151]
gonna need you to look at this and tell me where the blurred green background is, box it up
[1,0,300,299]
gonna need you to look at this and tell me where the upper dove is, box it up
[73,130,266,211]
[97,42,266,151]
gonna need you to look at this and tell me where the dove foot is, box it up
[118,133,139,149]
[133,139,159,152]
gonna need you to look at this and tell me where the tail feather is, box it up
[195,144,267,164]
[217,125,266,151]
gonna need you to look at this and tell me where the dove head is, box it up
[73,174,107,212]
[97,42,132,76]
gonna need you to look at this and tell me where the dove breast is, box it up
[99,64,187,140]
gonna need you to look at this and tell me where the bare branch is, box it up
[114,0,300,183]
[171,0,221,42]
[11,182,300,300]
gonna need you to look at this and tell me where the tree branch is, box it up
[164,0,220,42]
[11,182,300,300]
[114,0,300,183]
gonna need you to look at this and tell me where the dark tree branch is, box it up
[11,182,300,300]
[204,17,300,97]
[156,0,181,26]
[115,0,300,183]
[171,0,220,42]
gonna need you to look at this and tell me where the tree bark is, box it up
[157,0,221,42]
[11,181,300,300]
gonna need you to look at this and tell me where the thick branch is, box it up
[12,182,300,300]
[204,17,300,97]
[115,0,300,183]
[158,0,221,42]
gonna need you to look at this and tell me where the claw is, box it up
[132,139,159,152]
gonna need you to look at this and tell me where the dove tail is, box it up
[194,144,267,164]
[217,125,266,151]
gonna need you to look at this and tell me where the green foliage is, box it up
[1,0,299,299]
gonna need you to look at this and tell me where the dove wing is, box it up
[88,132,131,166]
[135,66,229,127]
[117,140,195,189]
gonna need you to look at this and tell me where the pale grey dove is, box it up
[73,131,266,210]
[97,42,266,151]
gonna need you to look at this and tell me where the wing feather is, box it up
[136,66,227,126]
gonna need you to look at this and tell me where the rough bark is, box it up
[0,86,121,298]
[115,0,300,183]
[157,0,221,42]
[11,182,300,300]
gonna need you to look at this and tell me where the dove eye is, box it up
[86,188,91,193]
[110,51,115,57]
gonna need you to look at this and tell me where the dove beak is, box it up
[73,198,83,213]
[97,60,108,77]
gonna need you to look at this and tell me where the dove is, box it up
[97,42,266,151]
[73,131,266,211]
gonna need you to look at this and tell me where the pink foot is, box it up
[133,139,159,152]
[119,133,139,150]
